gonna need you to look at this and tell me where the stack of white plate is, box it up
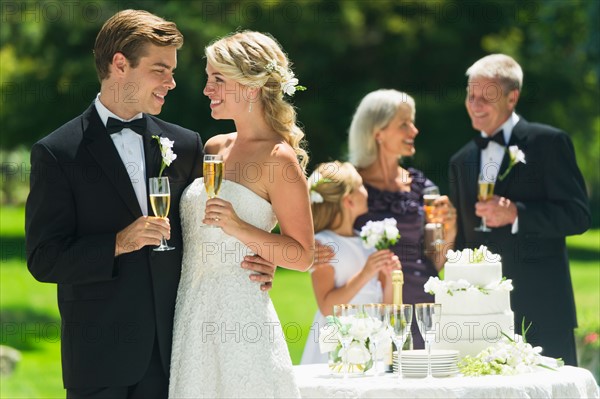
[392,349,459,378]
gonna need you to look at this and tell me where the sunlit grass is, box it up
[1,201,598,396]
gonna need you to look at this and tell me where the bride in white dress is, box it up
[169,31,314,398]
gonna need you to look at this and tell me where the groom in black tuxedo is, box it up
[25,10,275,398]
[449,54,590,366]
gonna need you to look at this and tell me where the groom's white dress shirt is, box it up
[95,94,148,216]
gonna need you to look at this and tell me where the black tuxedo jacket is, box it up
[449,117,590,336]
[25,104,203,389]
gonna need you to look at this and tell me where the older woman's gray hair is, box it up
[466,54,523,94]
[348,89,415,169]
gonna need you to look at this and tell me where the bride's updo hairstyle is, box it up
[309,161,363,233]
[205,31,308,172]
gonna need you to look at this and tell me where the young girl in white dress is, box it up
[300,161,399,364]
[169,31,314,398]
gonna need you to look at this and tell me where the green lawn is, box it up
[1,206,598,397]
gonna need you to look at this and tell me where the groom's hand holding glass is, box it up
[114,216,171,256]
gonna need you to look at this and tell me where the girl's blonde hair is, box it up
[309,161,363,233]
[205,30,308,172]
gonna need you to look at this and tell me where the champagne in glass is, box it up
[385,304,413,381]
[203,154,224,199]
[415,303,442,380]
[423,185,445,246]
[423,189,439,223]
[474,172,494,232]
[148,176,174,251]
[202,154,224,228]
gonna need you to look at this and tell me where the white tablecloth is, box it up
[294,364,599,398]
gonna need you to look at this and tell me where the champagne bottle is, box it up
[384,269,405,372]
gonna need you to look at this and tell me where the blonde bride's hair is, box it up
[205,30,309,172]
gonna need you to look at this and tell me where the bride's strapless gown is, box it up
[169,179,300,398]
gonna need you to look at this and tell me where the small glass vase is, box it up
[328,350,371,376]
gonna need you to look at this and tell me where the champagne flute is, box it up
[203,154,224,198]
[385,304,413,381]
[422,185,445,246]
[333,304,358,376]
[415,303,442,379]
[474,172,494,232]
[203,154,224,227]
[148,176,174,251]
[362,303,386,375]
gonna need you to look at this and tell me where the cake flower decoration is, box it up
[458,319,563,376]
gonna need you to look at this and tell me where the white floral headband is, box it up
[309,173,332,204]
[265,59,306,96]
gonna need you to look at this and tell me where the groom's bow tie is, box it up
[106,117,147,135]
[474,131,505,149]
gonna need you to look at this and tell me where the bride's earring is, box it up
[249,102,253,113]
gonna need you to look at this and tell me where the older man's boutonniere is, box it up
[498,145,526,181]
[152,135,177,177]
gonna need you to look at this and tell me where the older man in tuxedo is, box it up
[449,54,590,366]
[25,10,275,398]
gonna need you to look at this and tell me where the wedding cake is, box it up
[424,246,515,357]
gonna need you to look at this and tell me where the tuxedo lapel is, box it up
[495,118,529,195]
[143,119,162,216]
[465,143,481,203]
[144,118,161,181]
[83,105,142,218]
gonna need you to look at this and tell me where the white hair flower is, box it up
[310,191,324,204]
[264,59,306,96]
[308,173,332,204]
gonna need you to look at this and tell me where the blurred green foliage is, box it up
[1,0,598,207]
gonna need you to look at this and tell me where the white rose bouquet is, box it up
[319,314,391,373]
[359,218,400,250]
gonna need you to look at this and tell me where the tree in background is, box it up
[1,0,598,213]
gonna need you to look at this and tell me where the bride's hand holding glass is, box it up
[203,197,245,233]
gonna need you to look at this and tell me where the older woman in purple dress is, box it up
[348,89,457,349]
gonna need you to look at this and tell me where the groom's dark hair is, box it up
[94,9,183,81]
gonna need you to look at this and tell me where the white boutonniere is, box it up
[498,145,526,181]
[152,135,177,177]
[359,218,401,250]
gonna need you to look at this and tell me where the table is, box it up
[294,364,599,398]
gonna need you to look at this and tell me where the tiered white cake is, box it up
[424,246,515,357]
